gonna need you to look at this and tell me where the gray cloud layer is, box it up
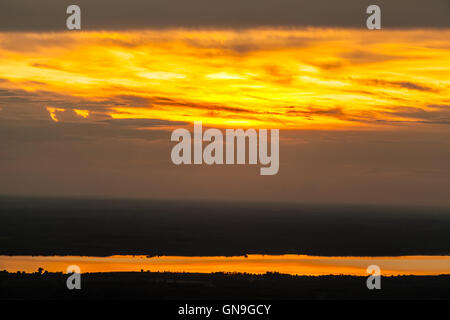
[0,0,449,31]
[1,117,450,206]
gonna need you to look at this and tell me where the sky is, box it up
[1,0,449,30]
[0,1,449,205]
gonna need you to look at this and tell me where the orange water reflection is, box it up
[0,255,449,276]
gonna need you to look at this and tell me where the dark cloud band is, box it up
[0,0,449,31]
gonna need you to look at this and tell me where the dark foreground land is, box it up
[1,271,450,300]
[1,196,450,256]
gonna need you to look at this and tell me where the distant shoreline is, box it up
[1,196,450,257]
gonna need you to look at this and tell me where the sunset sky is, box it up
[1,29,449,129]
[0,0,449,205]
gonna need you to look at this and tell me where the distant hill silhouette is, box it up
[0,196,449,256]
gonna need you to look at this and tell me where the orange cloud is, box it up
[0,28,449,129]
[46,106,65,122]
[74,109,89,118]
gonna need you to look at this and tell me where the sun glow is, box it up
[0,28,449,129]
[1,255,449,276]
